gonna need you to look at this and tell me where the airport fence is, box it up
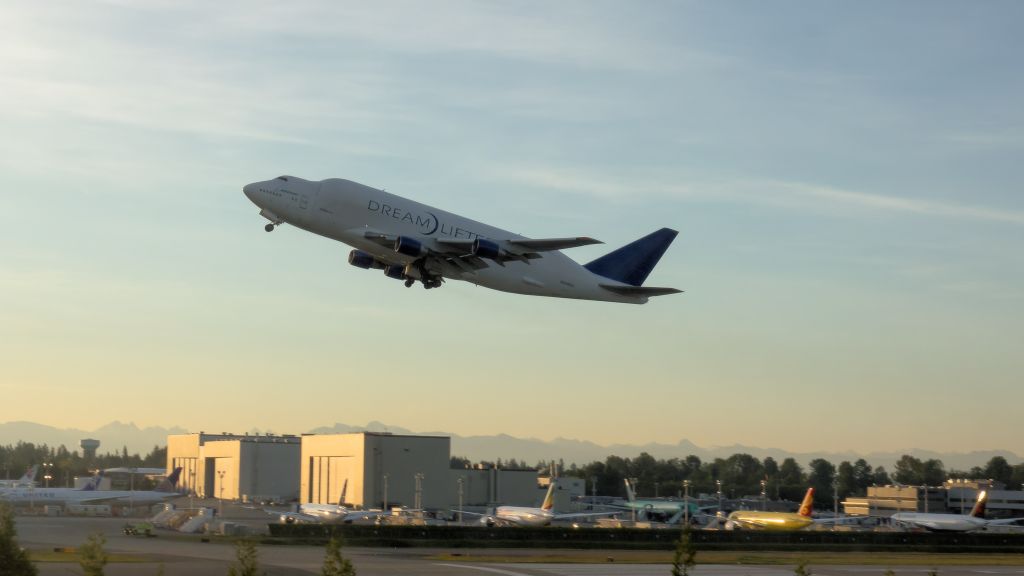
[266,524,1024,553]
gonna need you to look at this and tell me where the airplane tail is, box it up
[624,478,637,503]
[339,478,349,506]
[19,465,38,484]
[969,490,988,518]
[540,480,558,511]
[584,228,678,287]
[156,467,183,492]
[797,487,815,517]
[80,471,103,491]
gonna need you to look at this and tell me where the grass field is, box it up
[429,550,1024,566]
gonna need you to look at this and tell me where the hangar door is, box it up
[308,456,357,505]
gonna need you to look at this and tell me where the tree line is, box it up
[0,442,166,488]
[456,452,1024,506]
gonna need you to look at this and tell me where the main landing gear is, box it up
[265,223,275,232]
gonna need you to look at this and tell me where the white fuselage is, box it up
[298,503,350,520]
[242,177,649,303]
[492,505,555,527]
[0,487,178,507]
[889,512,988,532]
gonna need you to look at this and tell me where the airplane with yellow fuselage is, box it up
[724,488,816,530]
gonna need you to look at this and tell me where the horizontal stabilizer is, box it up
[599,284,682,297]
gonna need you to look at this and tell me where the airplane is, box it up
[275,479,387,524]
[460,479,621,527]
[0,468,182,507]
[612,478,714,524]
[0,465,38,488]
[886,490,1023,532]
[724,487,817,531]
[242,176,681,304]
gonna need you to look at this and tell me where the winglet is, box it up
[798,487,815,517]
[339,478,349,507]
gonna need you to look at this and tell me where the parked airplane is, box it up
[243,176,681,304]
[0,465,38,488]
[724,488,817,531]
[460,480,621,527]
[614,478,714,523]
[275,479,388,524]
[0,468,182,507]
[889,490,1003,532]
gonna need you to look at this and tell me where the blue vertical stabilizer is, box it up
[584,228,678,286]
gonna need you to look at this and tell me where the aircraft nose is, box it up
[243,182,258,203]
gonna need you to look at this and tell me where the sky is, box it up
[1,0,1022,455]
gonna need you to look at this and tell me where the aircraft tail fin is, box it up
[19,465,38,484]
[540,480,557,512]
[80,471,103,491]
[798,487,815,517]
[624,478,638,503]
[156,467,183,492]
[970,490,988,518]
[584,228,678,287]
[339,478,349,507]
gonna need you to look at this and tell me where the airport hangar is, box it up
[167,431,583,511]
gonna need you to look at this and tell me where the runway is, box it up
[14,517,1024,576]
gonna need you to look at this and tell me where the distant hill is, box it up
[307,422,1020,472]
[0,421,186,456]
[2,420,1018,471]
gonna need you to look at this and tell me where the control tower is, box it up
[80,438,100,460]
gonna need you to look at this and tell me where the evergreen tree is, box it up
[0,502,38,576]
[670,525,697,576]
[321,537,356,576]
[228,539,263,576]
[78,533,108,576]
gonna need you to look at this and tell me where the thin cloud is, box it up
[490,165,1024,226]
[769,181,1024,225]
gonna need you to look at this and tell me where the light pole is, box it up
[833,478,839,521]
[630,478,638,523]
[129,466,136,517]
[216,470,226,517]
[43,462,53,488]
[716,479,722,517]
[414,473,424,511]
[921,485,928,513]
[383,473,389,512]
[683,480,690,526]
[760,479,767,511]
[456,477,464,524]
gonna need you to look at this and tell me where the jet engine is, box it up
[394,236,428,257]
[383,264,406,280]
[348,250,383,269]
[472,238,502,260]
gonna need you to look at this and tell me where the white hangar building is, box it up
[168,431,554,511]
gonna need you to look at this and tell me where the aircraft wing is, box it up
[364,231,597,269]
[508,237,602,251]
[553,510,622,521]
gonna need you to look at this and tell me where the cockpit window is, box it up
[276,176,289,181]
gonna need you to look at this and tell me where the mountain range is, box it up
[1,420,1018,472]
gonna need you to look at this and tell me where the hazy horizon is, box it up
[2,1,1022,454]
